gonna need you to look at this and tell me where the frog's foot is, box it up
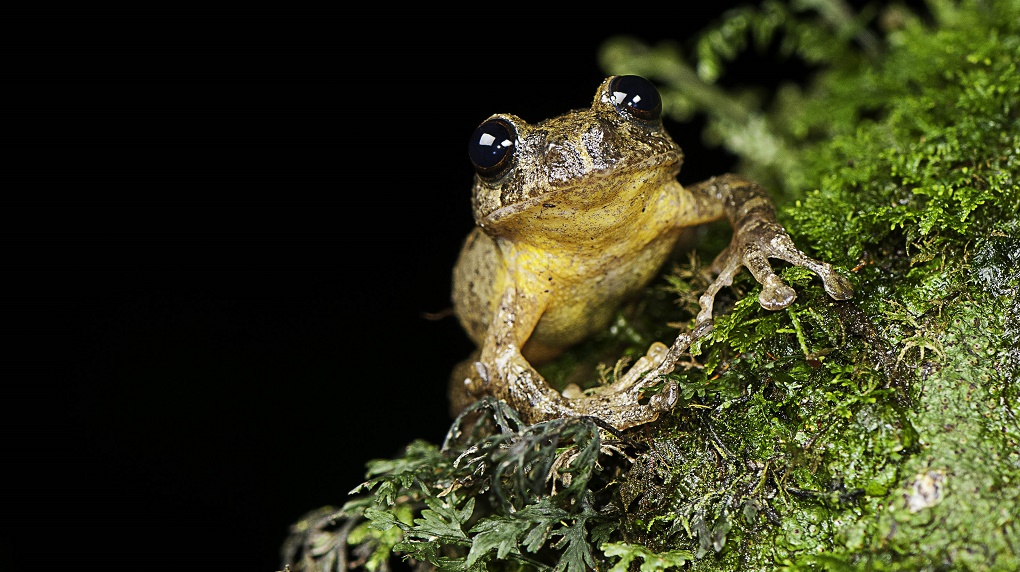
[486,337,689,430]
[613,337,688,413]
[568,334,693,427]
[693,219,854,337]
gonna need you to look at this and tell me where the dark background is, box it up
[6,4,811,569]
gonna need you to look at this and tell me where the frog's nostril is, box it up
[545,143,583,181]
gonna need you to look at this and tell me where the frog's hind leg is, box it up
[449,352,484,419]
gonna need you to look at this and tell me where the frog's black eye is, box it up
[468,118,517,179]
[608,75,662,122]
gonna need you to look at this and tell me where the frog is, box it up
[450,75,853,430]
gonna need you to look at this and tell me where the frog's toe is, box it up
[823,271,855,300]
[645,341,670,365]
[692,320,714,339]
[611,341,672,392]
[759,275,797,310]
[650,379,679,412]
[561,383,584,399]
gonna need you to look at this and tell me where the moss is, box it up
[285,1,1019,570]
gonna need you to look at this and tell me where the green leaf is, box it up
[602,542,693,572]
[551,518,597,572]
[412,496,473,543]
[465,515,529,566]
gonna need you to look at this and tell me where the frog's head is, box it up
[467,75,683,234]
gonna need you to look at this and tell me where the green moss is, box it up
[285,1,1019,570]
[598,0,1020,568]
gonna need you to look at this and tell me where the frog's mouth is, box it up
[482,186,584,226]
[481,154,681,228]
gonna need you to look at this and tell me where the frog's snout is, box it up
[543,140,586,183]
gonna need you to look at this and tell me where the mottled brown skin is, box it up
[451,76,853,430]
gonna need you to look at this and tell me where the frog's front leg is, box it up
[471,282,570,423]
[474,283,679,428]
[688,174,854,336]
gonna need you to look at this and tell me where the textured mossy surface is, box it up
[284,1,1019,570]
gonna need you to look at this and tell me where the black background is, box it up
[6,4,813,569]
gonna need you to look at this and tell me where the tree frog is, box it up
[450,75,852,430]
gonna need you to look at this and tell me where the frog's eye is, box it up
[469,118,517,179]
[609,75,662,122]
